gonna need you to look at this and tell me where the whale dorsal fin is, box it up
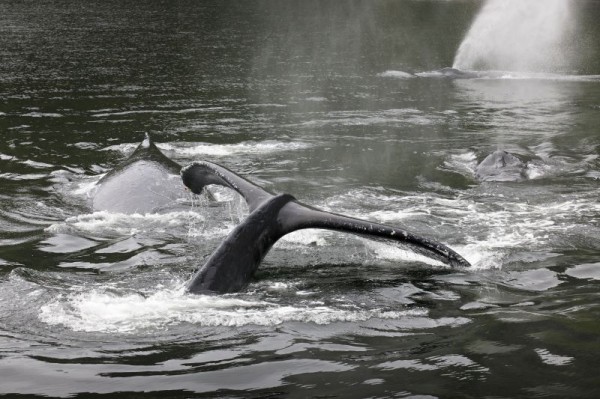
[99,133,180,185]
[93,134,183,213]
[127,133,181,174]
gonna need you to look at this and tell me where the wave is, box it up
[296,108,441,128]
[22,112,63,118]
[38,286,469,333]
[45,210,208,237]
[314,185,600,270]
[0,173,49,181]
[104,140,312,158]
[161,140,312,157]
[91,107,227,118]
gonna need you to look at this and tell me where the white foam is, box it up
[441,151,478,178]
[366,209,426,223]
[278,229,330,247]
[161,141,312,157]
[104,140,311,158]
[414,69,600,82]
[471,71,600,82]
[489,72,600,82]
[321,187,600,271]
[363,241,446,267]
[38,288,435,333]
[72,178,102,197]
[46,211,207,236]
[456,244,504,270]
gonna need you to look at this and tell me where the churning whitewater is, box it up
[1,0,599,397]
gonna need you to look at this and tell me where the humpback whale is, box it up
[475,150,526,182]
[416,67,480,79]
[436,67,479,79]
[181,161,471,294]
[92,134,184,214]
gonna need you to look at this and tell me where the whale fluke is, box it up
[181,161,273,213]
[181,161,471,294]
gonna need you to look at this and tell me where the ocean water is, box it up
[1,1,600,397]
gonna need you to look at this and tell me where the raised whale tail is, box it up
[181,161,471,295]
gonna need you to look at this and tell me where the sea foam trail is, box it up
[104,140,312,158]
[453,0,575,72]
[38,287,469,333]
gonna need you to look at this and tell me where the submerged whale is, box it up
[475,150,526,182]
[436,67,480,79]
[92,134,183,214]
[417,67,480,79]
[181,161,471,294]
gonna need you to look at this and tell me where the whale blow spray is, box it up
[453,0,575,72]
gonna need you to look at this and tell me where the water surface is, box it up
[1,1,600,397]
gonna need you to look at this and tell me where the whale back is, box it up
[475,150,526,182]
[92,135,183,214]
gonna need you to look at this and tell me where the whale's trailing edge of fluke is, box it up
[181,161,471,295]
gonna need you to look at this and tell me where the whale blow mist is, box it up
[453,0,576,72]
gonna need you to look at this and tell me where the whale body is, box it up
[435,67,479,79]
[475,150,526,182]
[90,135,471,294]
[181,161,471,294]
[416,67,480,79]
[92,134,183,214]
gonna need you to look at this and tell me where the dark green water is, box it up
[1,1,600,397]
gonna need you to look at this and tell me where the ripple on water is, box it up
[564,263,600,280]
[535,348,574,366]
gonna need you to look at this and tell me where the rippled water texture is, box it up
[1,1,600,398]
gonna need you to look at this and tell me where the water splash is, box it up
[38,287,449,333]
[453,0,575,72]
